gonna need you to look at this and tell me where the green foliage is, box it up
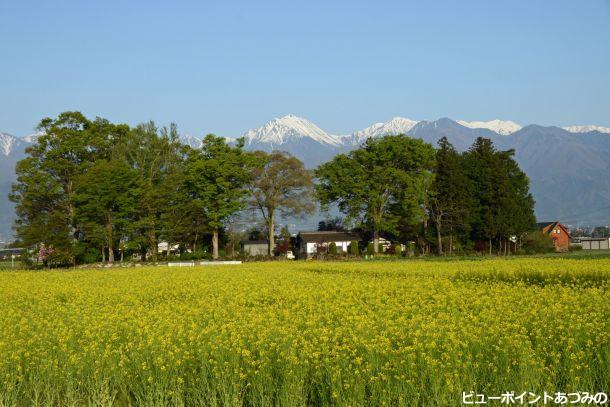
[10,112,130,264]
[367,242,375,254]
[74,159,142,263]
[318,217,346,231]
[348,241,359,255]
[394,244,402,257]
[119,122,188,261]
[463,137,535,249]
[248,151,314,255]
[521,231,556,254]
[315,136,436,254]
[429,137,475,254]
[184,135,256,259]
[328,242,337,255]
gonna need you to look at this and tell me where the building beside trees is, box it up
[296,231,362,258]
[536,221,571,252]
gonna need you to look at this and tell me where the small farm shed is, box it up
[580,237,610,250]
[536,221,571,252]
[241,240,269,256]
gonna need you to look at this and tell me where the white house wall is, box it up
[306,241,351,254]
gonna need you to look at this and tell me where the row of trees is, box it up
[11,112,313,265]
[316,136,536,255]
[10,112,536,265]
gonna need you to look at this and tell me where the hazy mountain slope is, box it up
[409,118,500,151]
[495,126,610,224]
[0,145,28,241]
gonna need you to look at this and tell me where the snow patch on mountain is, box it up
[0,132,19,156]
[563,125,610,134]
[457,119,522,135]
[342,117,419,145]
[243,114,342,147]
[181,134,202,149]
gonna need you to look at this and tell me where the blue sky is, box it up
[1,0,609,137]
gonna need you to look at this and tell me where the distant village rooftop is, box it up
[297,231,361,243]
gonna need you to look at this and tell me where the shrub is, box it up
[348,241,359,255]
[328,242,337,255]
[367,242,375,254]
[522,231,556,254]
[394,244,402,257]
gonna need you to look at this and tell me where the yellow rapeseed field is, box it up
[0,258,608,406]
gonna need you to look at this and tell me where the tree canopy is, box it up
[315,135,436,253]
[247,151,314,255]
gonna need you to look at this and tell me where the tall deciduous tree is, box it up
[10,112,129,265]
[248,151,314,255]
[185,135,255,259]
[120,121,184,260]
[74,160,141,263]
[315,135,436,253]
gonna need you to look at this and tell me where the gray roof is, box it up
[297,231,361,243]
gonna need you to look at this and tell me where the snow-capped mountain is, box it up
[0,132,21,156]
[563,125,610,134]
[181,134,202,149]
[243,114,342,147]
[344,117,419,145]
[457,119,522,135]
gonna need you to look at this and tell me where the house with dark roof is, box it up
[536,221,571,252]
[296,231,361,258]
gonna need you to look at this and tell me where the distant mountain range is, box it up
[1,116,610,240]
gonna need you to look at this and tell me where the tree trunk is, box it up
[422,218,429,255]
[268,208,275,256]
[120,249,124,262]
[436,227,443,256]
[489,238,492,255]
[106,217,114,264]
[67,179,77,266]
[102,246,106,263]
[212,229,219,260]
[149,229,158,261]
[192,232,198,253]
[373,229,379,254]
